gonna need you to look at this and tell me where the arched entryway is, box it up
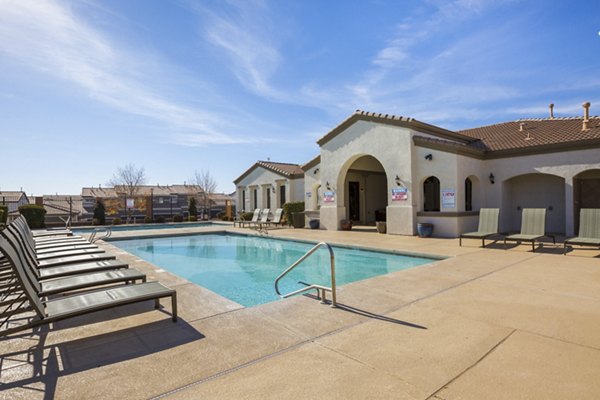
[339,155,388,225]
[573,169,600,232]
[501,173,566,234]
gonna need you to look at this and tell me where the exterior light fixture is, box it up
[313,168,319,174]
[425,154,433,161]
[326,181,332,190]
[489,173,495,184]
[395,175,402,186]
[271,185,276,193]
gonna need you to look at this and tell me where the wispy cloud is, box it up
[0,0,247,145]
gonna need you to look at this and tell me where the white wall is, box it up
[236,166,305,213]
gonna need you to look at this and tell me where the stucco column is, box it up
[564,176,574,236]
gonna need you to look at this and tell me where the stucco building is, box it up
[303,103,600,237]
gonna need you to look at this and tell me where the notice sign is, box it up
[306,192,312,198]
[323,191,335,203]
[126,198,135,209]
[442,189,456,208]
[392,187,408,201]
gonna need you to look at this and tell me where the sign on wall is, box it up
[306,192,312,198]
[391,187,408,201]
[323,191,335,203]
[441,189,456,208]
[126,198,135,209]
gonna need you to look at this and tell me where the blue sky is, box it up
[1,0,599,196]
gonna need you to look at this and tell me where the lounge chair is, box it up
[266,208,284,228]
[1,228,130,279]
[0,235,145,296]
[0,235,177,337]
[504,208,555,252]
[564,209,600,255]
[459,208,500,247]
[247,209,270,229]
[238,209,260,228]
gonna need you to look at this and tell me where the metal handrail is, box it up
[274,241,336,307]
[89,227,112,244]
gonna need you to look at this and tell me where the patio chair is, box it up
[0,234,177,337]
[564,209,600,255]
[504,208,555,252]
[459,208,500,247]
[268,208,284,227]
[0,235,145,296]
[11,219,98,253]
[12,217,92,250]
[1,228,129,279]
[239,209,261,228]
[247,209,270,229]
[12,215,73,238]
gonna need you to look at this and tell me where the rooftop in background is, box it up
[234,161,304,184]
[81,184,205,198]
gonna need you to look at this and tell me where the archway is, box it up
[501,173,565,234]
[573,169,600,232]
[339,155,388,225]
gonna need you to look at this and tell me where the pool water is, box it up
[111,233,435,307]
[73,222,216,234]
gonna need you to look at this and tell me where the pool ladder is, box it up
[89,227,112,244]
[274,242,337,307]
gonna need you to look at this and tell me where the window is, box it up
[241,190,246,211]
[266,188,271,209]
[423,176,440,211]
[279,185,286,206]
[465,178,473,211]
[253,188,258,209]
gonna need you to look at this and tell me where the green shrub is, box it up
[241,211,254,221]
[144,216,153,224]
[93,199,106,225]
[188,215,197,222]
[155,215,165,223]
[0,205,8,225]
[188,197,197,218]
[19,204,46,229]
[173,214,183,222]
[112,217,122,225]
[283,202,305,226]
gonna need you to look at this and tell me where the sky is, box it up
[1,0,599,196]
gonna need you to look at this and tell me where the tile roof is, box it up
[0,191,28,202]
[234,161,304,184]
[457,117,600,153]
[82,185,205,197]
[43,195,84,216]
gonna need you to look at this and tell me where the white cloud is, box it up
[0,0,245,145]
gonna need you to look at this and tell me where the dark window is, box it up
[253,189,258,209]
[266,188,271,209]
[465,178,473,211]
[242,190,246,211]
[280,185,286,205]
[423,176,440,211]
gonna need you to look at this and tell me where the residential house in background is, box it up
[0,191,30,217]
[42,195,84,226]
[233,161,305,213]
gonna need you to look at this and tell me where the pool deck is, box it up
[2,224,600,399]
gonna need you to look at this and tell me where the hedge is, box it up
[19,204,46,229]
[0,205,7,225]
[282,201,305,226]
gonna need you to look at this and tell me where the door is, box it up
[348,181,360,221]
[574,178,600,232]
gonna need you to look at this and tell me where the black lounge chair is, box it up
[0,235,177,337]
[459,208,500,247]
[0,235,145,296]
[564,209,600,255]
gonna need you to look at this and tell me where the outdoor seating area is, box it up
[0,216,177,337]
[234,208,285,230]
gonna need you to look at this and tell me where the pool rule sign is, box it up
[392,188,408,201]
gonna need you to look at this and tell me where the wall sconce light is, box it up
[326,181,332,191]
[271,185,276,193]
[395,175,402,186]
[489,173,495,184]
[313,168,319,174]
[424,154,433,161]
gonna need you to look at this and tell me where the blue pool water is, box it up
[73,222,216,234]
[111,233,436,307]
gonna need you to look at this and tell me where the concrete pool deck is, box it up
[1,224,600,399]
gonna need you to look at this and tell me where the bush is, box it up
[144,216,153,224]
[173,214,183,222]
[155,215,165,223]
[112,217,122,225]
[283,202,305,226]
[0,205,8,225]
[188,197,197,218]
[93,199,106,225]
[19,204,46,229]
[188,215,197,222]
[241,211,254,221]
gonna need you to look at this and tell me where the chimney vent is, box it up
[519,122,526,132]
[549,103,554,119]
[583,102,591,130]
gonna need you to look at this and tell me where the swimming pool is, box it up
[111,233,437,307]
[73,222,217,234]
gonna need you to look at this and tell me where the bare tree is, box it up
[192,169,217,219]
[109,164,147,222]
[109,164,147,197]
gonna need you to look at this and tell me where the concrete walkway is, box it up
[1,225,599,399]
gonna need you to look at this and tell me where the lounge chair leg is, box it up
[532,241,535,252]
[459,236,462,246]
[155,298,160,309]
[481,238,485,248]
[171,293,178,322]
